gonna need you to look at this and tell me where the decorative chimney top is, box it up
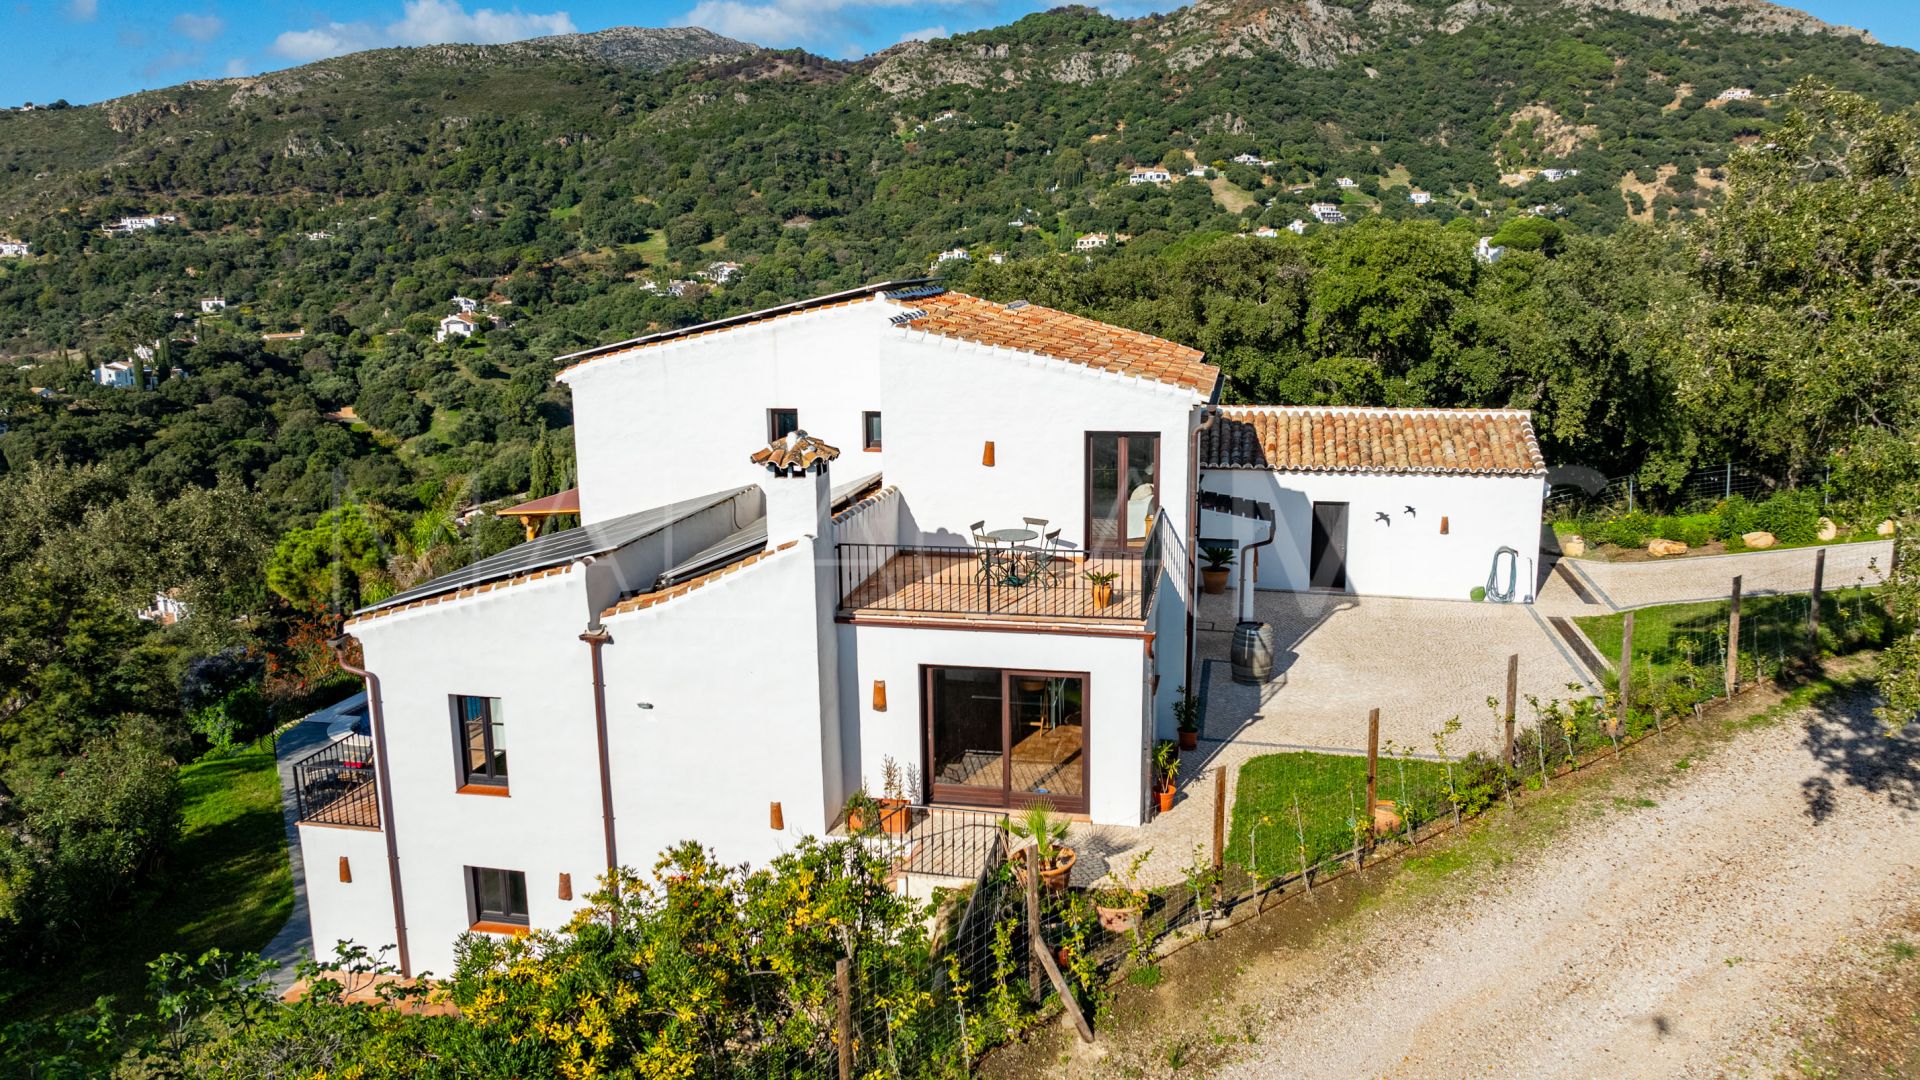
[751,430,840,476]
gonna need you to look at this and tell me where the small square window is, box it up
[452,695,506,788]
[467,866,529,927]
[862,411,883,451]
[768,408,799,441]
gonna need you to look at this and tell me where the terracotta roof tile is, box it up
[898,292,1218,395]
[602,540,798,618]
[344,564,573,627]
[1202,406,1546,476]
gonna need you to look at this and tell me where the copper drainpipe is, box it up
[1185,403,1222,690]
[330,634,412,979]
[579,625,619,874]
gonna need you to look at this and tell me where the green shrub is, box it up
[1753,489,1822,544]
[1711,495,1760,541]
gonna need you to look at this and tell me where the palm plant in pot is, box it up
[1199,544,1235,594]
[1093,848,1153,934]
[1083,568,1120,609]
[1153,739,1179,812]
[1172,685,1201,751]
[1003,802,1075,892]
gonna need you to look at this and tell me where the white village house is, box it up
[199,297,227,313]
[1074,232,1111,251]
[1127,168,1171,185]
[436,313,481,343]
[293,282,1546,976]
[0,237,29,257]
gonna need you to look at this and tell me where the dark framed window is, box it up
[467,866,529,927]
[862,411,883,451]
[452,695,507,788]
[768,408,799,441]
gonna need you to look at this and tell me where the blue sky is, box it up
[6,0,1916,106]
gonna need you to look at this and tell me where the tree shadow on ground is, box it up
[1801,687,1920,823]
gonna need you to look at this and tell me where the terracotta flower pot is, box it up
[1371,799,1403,837]
[1179,729,1198,752]
[1013,846,1077,892]
[1157,786,1176,813]
[1090,582,1115,608]
[1201,568,1229,594]
[878,798,912,836]
[1096,902,1142,933]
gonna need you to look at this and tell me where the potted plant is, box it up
[844,787,879,835]
[1093,848,1153,933]
[1172,685,1201,751]
[1003,802,1076,892]
[1153,739,1179,813]
[1199,544,1235,594]
[1083,569,1120,608]
[878,756,916,836]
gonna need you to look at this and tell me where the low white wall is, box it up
[298,824,396,966]
[838,622,1150,827]
[1200,470,1544,602]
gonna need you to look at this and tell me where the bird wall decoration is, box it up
[1375,511,1392,526]
[1403,505,1417,517]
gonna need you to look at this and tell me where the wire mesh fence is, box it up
[1544,459,1817,517]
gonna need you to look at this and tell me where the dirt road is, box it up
[997,681,1920,1079]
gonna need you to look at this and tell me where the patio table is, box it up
[984,528,1040,585]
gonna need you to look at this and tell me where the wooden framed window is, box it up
[862,411,883,451]
[452,695,507,789]
[467,866,529,929]
[768,408,799,442]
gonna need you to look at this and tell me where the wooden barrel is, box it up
[1230,621,1276,685]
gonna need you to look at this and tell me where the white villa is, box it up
[1288,219,1308,235]
[1128,168,1171,185]
[0,238,29,257]
[104,213,177,235]
[1408,191,1432,205]
[94,360,138,389]
[1541,168,1580,183]
[1074,233,1111,251]
[199,297,227,313]
[436,313,481,342]
[1335,177,1358,189]
[294,281,1546,976]
[1231,153,1274,167]
[1717,87,1755,101]
[1308,203,1347,224]
[932,248,970,266]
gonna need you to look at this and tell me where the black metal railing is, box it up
[837,542,1151,621]
[845,804,1009,882]
[292,734,381,828]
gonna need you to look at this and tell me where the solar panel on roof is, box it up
[649,471,881,589]
[355,486,754,616]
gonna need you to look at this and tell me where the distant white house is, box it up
[104,214,177,236]
[1476,236,1507,264]
[199,297,227,314]
[1308,203,1347,224]
[305,230,333,241]
[700,261,744,284]
[932,248,969,266]
[1528,203,1559,218]
[94,360,139,389]
[451,296,480,313]
[1187,167,1210,179]
[1717,87,1755,101]
[1408,191,1432,205]
[988,252,1007,264]
[1252,226,1280,238]
[0,238,29,257]
[1288,219,1308,235]
[1540,168,1580,183]
[138,590,189,626]
[436,313,481,343]
[1334,177,1358,189]
[1075,232,1111,251]
[1128,168,1171,185]
[1231,153,1275,167]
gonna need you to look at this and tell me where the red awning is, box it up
[499,488,580,517]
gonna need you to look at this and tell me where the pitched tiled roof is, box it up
[1202,406,1546,476]
[895,292,1218,395]
[344,564,573,627]
[602,541,797,618]
[751,430,841,473]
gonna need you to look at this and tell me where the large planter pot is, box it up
[877,798,912,836]
[1013,846,1077,892]
[1178,729,1198,752]
[1371,799,1403,837]
[1157,786,1176,813]
[1090,582,1115,608]
[1096,902,1143,934]
[845,807,869,832]
[1201,568,1230,594]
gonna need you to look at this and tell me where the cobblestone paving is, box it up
[1538,540,1889,614]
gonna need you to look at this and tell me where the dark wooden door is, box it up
[1309,501,1349,590]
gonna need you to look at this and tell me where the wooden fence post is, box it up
[836,957,853,1080]
[1211,766,1226,909]
[1616,611,1635,737]
[1365,708,1380,850]
[1808,548,1826,651]
[1726,575,1742,697]
[1023,855,1042,1004]
[1503,653,1518,767]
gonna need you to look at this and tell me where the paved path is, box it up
[259,692,366,990]
[1204,690,1920,1080]
[1538,540,1889,615]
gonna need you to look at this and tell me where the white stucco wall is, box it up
[561,303,891,525]
[1200,470,1545,602]
[349,568,608,976]
[837,621,1151,827]
[297,823,396,965]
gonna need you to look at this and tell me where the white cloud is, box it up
[896,24,946,43]
[171,13,225,42]
[272,0,576,62]
[677,0,984,49]
[65,0,97,21]
[224,57,250,77]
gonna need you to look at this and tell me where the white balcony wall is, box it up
[297,824,395,966]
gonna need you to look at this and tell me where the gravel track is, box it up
[1204,689,1920,1079]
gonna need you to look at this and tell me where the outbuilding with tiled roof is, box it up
[1198,405,1547,602]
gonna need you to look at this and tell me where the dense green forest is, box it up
[0,0,1917,1071]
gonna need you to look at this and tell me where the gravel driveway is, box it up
[1206,688,1920,1080]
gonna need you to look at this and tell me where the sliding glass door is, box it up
[925,666,1088,812]
[1087,432,1159,550]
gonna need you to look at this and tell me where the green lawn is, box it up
[1225,750,1454,879]
[1575,587,1893,692]
[12,739,292,1024]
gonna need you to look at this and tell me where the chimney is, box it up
[751,429,839,546]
